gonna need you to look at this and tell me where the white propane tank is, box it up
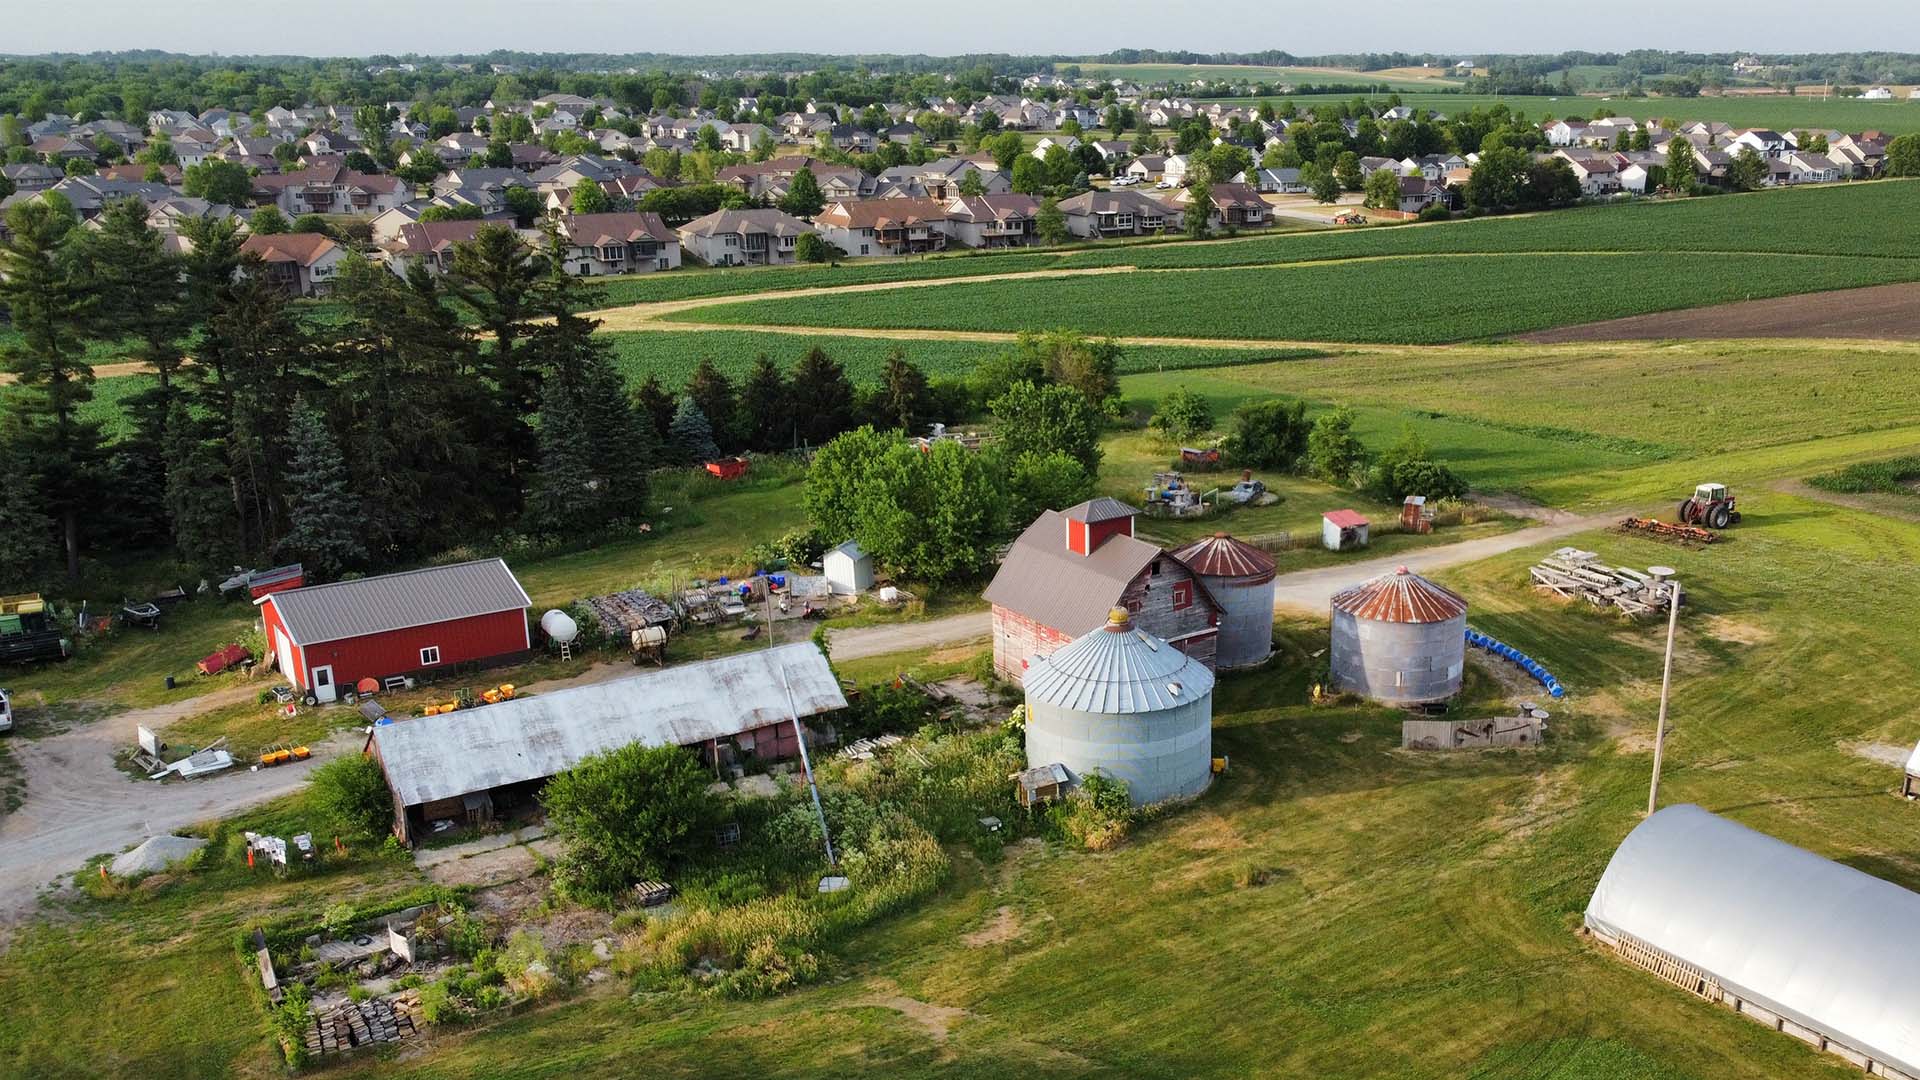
[539,609,579,644]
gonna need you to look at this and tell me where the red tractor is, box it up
[1677,483,1741,529]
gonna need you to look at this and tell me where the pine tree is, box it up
[1183,181,1214,238]
[0,201,106,582]
[448,224,545,479]
[683,358,738,451]
[788,346,856,447]
[278,396,366,579]
[632,374,677,442]
[0,436,53,587]
[161,401,236,566]
[878,351,930,432]
[739,353,790,451]
[668,396,722,463]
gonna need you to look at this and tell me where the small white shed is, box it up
[1904,740,1920,799]
[1322,510,1370,552]
[823,540,873,595]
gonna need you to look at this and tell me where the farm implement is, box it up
[1619,517,1718,546]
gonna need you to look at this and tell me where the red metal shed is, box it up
[258,558,532,703]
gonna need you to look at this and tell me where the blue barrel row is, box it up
[1464,627,1565,698]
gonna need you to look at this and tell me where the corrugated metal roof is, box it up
[1323,509,1370,528]
[1587,805,1920,1076]
[372,642,845,807]
[1024,611,1215,714]
[1329,567,1467,624]
[266,558,530,645]
[983,510,1159,636]
[1062,497,1139,524]
[1170,533,1276,583]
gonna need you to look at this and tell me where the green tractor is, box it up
[1678,482,1741,530]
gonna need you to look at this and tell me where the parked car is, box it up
[1155,179,1175,189]
[1112,174,1138,187]
[0,688,12,734]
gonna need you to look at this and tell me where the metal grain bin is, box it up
[1171,533,1276,670]
[1023,609,1215,806]
[1328,567,1467,704]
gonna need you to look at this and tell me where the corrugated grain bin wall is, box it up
[1172,534,1275,670]
[1023,609,1215,806]
[1328,567,1467,704]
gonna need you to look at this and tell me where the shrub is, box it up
[1049,773,1134,851]
[307,754,395,839]
[1305,406,1366,484]
[1149,386,1215,442]
[416,979,463,1025]
[1229,398,1310,470]
[543,743,717,904]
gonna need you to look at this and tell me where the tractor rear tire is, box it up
[1729,511,1742,524]
[1677,500,1695,524]
[1709,505,1731,529]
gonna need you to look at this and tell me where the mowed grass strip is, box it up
[671,252,1920,345]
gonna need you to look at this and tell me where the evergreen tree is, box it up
[632,374,677,442]
[739,354,789,451]
[667,396,722,464]
[683,357,738,450]
[788,346,857,447]
[0,201,105,581]
[161,401,236,565]
[1183,181,1214,238]
[448,224,545,481]
[878,351,930,432]
[278,396,366,578]
[0,436,53,587]
[779,167,824,217]
[1036,196,1069,245]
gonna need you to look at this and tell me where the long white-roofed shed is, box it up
[1586,804,1920,1079]
[369,642,845,843]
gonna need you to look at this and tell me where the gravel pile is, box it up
[110,834,208,876]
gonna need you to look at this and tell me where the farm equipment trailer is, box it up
[0,594,70,664]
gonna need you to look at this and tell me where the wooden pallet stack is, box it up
[303,994,420,1057]
[1529,548,1676,618]
[582,589,676,636]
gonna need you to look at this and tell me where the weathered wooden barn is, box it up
[983,497,1220,684]
[367,642,846,843]
[259,558,531,703]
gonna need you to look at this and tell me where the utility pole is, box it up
[780,667,837,869]
[1647,578,1683,815]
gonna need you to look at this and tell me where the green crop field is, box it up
[671,252,1920,345]
[1212,90,1920,136]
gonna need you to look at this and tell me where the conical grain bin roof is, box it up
[1329,566,1468,624]
[1025,608,1216,715]
[1171,532,1277,584]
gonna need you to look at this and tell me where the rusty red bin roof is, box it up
[1170,532,1277,584]
[1329,567,1468,623]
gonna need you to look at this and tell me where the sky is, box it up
[2,0,1913,57]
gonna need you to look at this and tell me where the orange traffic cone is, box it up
[247,846,255,868]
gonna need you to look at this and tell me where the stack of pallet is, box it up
[303,995,420,1056]
[1529,548,1676,618]
[582,589,676,636]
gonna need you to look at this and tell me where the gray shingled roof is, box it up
[373,642,845,807]
[1062,497,1139,524]
[983,509,1159,635]
[266,558,530,645]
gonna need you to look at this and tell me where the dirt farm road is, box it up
[0,508,1609,928]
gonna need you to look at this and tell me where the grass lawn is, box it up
[20,483,1905,1078]
[672,252,1920,345]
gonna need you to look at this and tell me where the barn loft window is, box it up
[420,646,441,666]
[1172,581,1193,610]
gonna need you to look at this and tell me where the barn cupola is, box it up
[1061,497,1139,556]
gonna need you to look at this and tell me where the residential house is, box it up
[1544,120,1590,147]
[720,123,775,153]
[253,164,409,217]
[239,233,346,297]
[1033,135,1081,159]
[553,211,680,275]
[1089,140,1131,163]
[880,121,922,145]
[1585,116,1640,146]
[2,162,64,193]
[1055,189,1180,238]
[14,176,176,220]
[1180,182,1270,228]
[382,218,492,276]
[1862,87,1895,101]
[1728,129,1791,158]
[1126,154,1169,181]
[1396,176,1450,214]
[1162,154,1192,184]
[1786,151,1842,184]
[1553,150,1622,195]
[811,198,953,257]
[1358,155,1401,178]
[827,125,876,153]
[717,156,872,202]
[877,156,1008,200]
[943,194,1041,248]
[98,162,183,185]
[982,497,1221,684]
[677,207,815,267]
[1237,167,1307,194]
[33,136,97,164]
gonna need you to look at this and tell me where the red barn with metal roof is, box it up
[259,558,532,703]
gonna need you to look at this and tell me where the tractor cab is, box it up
[1695,483,1728,503]
[1679,482,1741,529]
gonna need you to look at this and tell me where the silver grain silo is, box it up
[1171,533,1276,670]
[1328,567,1468,704]
[1023,608,1216,806]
